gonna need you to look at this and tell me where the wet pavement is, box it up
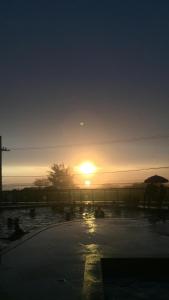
[1,216,169,299]
[0,206,148,250]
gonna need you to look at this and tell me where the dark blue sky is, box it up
[0,1,169,182]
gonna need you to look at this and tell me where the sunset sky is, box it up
[1,1,169,186]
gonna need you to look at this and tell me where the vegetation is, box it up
[33,163,75,189]
[34,178,50,188]
[48,163,75,188]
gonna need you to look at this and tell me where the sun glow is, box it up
[79,162,96,175]
[84,180,91,187]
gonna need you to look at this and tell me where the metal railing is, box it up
[1,188,169,210]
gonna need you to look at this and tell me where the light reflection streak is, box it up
[83,213,96,234]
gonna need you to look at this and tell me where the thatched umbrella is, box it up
[144,175,168,184]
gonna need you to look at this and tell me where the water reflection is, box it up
[82,244,103,299]
[82,213,96,234]
[83,243,100,255]
[2,205,169,250]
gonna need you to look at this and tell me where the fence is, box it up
[1,187,169,209]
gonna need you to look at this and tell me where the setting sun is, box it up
[79,162,96,175]
[84,180,91,187]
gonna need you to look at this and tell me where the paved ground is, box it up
[1,217,169,300]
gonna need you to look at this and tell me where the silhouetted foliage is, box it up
[34,178,50,188]
[48,163,75,188]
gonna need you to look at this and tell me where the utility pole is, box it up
[0,136,10,200]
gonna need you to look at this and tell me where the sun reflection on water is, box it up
[83,213,96,234]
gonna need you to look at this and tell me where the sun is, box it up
[84,180,91,187]
[79,162,96,175]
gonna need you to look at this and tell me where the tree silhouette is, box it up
[48,163,74,188]
[34,178,50,188]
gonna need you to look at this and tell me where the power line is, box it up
[9,134,169,151]
[98,166,169,174]
[2,165,169,178]
[3,175,47,178]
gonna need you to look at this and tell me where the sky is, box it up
[0,0,169,186]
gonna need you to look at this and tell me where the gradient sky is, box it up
[1,1,169,185]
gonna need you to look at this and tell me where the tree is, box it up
[34,178,50,188]
[48,163,74,188]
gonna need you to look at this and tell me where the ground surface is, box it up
[1,217,169,299]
